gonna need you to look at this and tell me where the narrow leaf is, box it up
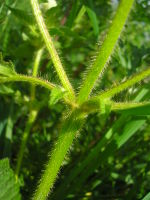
[0,159,21,200]
[83,0,99,36]
[7,6,34,26]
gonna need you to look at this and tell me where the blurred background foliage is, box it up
[0,0,150,199]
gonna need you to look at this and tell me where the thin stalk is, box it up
[78,0,134,104]
[74,5,86,26]
[30,0,75,101]
[31,48,44,100]
[15,49,43,177]
[99,67,150,99]
[15,110,37,177]
[3,102,14,158]
[0,75,77,108]
[0,75,57,91]
[81,98,150,114]
[32,111,86,200]
[111,102,150,111]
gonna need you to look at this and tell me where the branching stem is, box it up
[31,1,135,199]
[0,74,77,107]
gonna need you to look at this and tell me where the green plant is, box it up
[0,0,150,199]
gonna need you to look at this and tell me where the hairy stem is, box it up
[32,111,86,200]
[111,102,150,111]
[100,67,150,99]
[78,0,134,104]
[0,75,57,91]
[0,74,77,107]
[81,99,150,114]
[30,0,75,101]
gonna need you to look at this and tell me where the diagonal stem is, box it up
[30,0,75,101]
[78,0,135,104]
[32,111,86,200]
[99,67,150,99]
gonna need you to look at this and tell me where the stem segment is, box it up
[78,0,134,104]
[32,111,86,200]
[30,0,75,101]
[111,102,150,111]
[15,49,43,177]
[15,110,37,177]
[100,67,150,99]
[31,48,44,100]
[0,75,56,91]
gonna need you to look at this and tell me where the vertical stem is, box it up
[15,110,37,177]
[78,0,134,104]
[15,49,43,178]
[31,48,44,100]
[30,0,75,101]
[32,111,86,200]
[3,103,14,158]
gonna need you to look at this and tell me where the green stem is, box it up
[0,74,57,91]
[31,48,44,100]
[0,74,77,107]
[78,0,134,104]
[32,111,86,200]
[81,99,150,114]
[15,110,37,177]
[30,0,75,101]
[15,49,43,177]
[74,5,86,26]
[100,67,150,99]
[111,102,150,111]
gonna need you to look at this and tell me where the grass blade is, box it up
[83,0,99,36]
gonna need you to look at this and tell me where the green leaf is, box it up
[7,6,34,26]
[0,158,21,200]
[82,0,99,36]
[142,192,150,200]
[66,0,81,28]
[0,85,14,94]
[99,98,112,115]
[0,53,17,77]
[49,87,65,106]
[40,0,57,12]
[49,27,85,41]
